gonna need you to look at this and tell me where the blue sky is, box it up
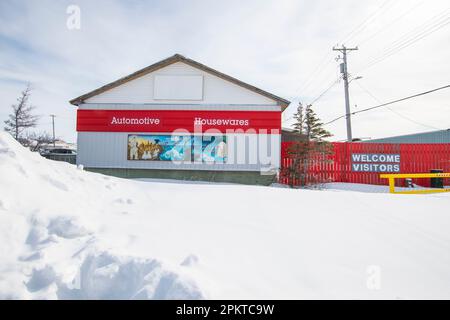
[1,0,449,142]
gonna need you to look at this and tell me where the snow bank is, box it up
[1,131,450,299]
[0,133,203,299]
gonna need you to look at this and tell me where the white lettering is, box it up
[66,5,81,30]
[367,265,382,290]
[110,117,160,126]
[193,117,250,127]
[176,304,210,317]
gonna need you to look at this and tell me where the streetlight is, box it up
[349,76,363,84]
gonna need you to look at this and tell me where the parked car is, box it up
[39,147,77,164]
[40,148,77,156]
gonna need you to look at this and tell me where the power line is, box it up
[309,76,342,105]
[353,81,382,103]
[299,51,347,101]
[324,84,450,125]
[362,18,450,71]
[384,107,441,130]
[381,9,450,50]
[292,1,391,100]
[340,0,393,45]
[294,51,334,95]
[298,56,339,99]
[300,1,390,100]
[356,0,425,46]
[283,76,342,124]
[354,81,441,130]
[355,9,450,73]
[357,10,450,72]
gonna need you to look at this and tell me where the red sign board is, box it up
[77,109,281,133]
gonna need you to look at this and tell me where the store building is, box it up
[70,54,290,185]
[364,129,450,144]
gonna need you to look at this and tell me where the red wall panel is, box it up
[77,109,281,133]
[280,142,450,187]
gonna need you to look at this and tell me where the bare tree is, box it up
[23,131,54,152]
[4,84,40,142]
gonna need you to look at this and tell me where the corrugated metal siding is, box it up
[366,129,450,144]
[77,132,280,172]
[281,142,450,187]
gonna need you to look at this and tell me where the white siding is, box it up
[154,75,203,100]
[85,62,277,105]
[77,132,280,172]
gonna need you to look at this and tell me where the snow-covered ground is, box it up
[323,182,434,193]
[1,132,450,300]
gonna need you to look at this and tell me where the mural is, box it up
[127,135,191,161]
[192,136,228,163]
[127,135,227,162]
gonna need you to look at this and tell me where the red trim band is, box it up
[77,109,281,133]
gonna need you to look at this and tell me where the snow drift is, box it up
[0,133,202,299]
[1,131,450,299]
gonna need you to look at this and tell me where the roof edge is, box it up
[370,128,450,141]
[69,54,290,110]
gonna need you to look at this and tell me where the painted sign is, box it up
[77,109,281,133]
[127,134,227,163]
[351,153,400,172]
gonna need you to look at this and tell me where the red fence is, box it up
[280,142,450,187]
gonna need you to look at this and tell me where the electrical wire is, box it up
[379,9,450,51]
[357,9,450,72]
[356,0,425,46]
[291,1,392,101]
[354,81,441,130]
[323,84,450,125]
[309,76,342,105]
[340,0,393,45]
[283,77,342,124]
[294,51,334,96]
[362,18,450,71]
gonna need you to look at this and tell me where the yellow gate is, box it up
[380,173,450,194]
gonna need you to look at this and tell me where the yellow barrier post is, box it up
[388,177,395,194]
[380,173,450,194]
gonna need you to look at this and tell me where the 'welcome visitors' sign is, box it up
[351,153,401,172]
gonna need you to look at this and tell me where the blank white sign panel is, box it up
[154,75,203,100]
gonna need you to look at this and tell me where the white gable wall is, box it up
[85,62,277,105]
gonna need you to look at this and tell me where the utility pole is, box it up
[50,114,56,147]
[333,45,358,142]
